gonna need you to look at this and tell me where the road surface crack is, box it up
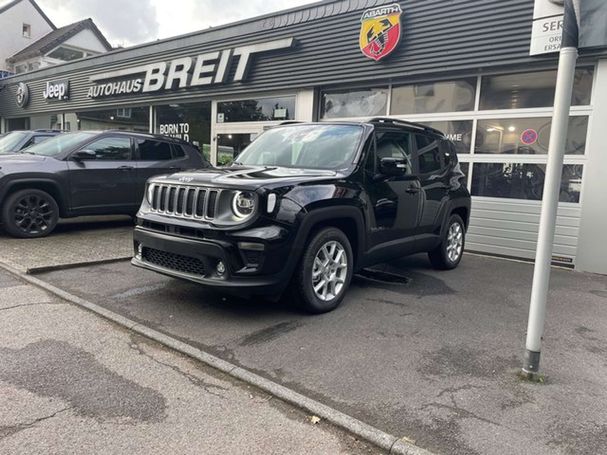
[128,338,228,398]
[0,302,65,312]
[0,407,71,440]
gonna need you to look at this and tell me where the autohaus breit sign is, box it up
[87,38,295,99]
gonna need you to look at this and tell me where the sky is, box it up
[36,0,318,48]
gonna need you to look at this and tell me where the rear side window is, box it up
[415,134,443,174]
[31,135,53,145]
[171,144,185,158]
[137,140,172,160]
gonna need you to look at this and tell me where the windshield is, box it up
[22,132,96,157]
[235,124,364,170]
[0,131,29,154]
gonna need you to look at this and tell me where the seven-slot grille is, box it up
[149,183,220,219]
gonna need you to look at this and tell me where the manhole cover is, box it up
[355,268,411,285]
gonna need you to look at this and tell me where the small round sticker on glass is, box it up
[520,128,538,145]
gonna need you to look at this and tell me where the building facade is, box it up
[0,0,606,274]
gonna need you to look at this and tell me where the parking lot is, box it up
[3,218,606,455]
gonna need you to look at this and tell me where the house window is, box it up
[47,46,85,62]
[22,23,31,38]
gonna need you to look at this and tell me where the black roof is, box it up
[366,118,445,137]
[80,130,196,146]
[8,18,112,63]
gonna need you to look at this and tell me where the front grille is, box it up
[149,183,221,220]
[142,247,205,276]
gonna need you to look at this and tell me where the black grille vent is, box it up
[149,184,220,220]
[142,247,205,276]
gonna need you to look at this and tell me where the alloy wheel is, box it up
[312,240,348,302]
[13,194,55,235]
[446,221,464,263]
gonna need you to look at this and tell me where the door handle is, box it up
[118,165,134,171]
[406,185,420,194]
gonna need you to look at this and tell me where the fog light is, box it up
[136,243,143,259]
[216,261,226,276]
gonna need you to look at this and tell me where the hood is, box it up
[151,166,344,190]
[0,154,49,167]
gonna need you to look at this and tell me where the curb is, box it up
[0,261,435,455]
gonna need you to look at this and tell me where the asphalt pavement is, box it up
[0,216,133,273]
[35,252,607,455]
[0,270,378,455]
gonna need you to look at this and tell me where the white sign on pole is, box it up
[530,0,565,55]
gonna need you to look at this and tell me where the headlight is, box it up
[231,191,256,219]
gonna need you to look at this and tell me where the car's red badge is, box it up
[359,3,403,62]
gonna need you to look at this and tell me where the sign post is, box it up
[523,0,607,378]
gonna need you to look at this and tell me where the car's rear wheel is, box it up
[2,189,59,238]
[292,227,353,314]
[428,214,465,270]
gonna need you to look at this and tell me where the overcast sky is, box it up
[36,0,318,47]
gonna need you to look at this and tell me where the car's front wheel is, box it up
[428,213,466,270]
[292,227,353,314]
[1,189,59,238]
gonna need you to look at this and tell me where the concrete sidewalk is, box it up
[0,271,377,455]
[0,216,133,273]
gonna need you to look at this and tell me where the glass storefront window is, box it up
[422,120,473,154]
[217,96,295,122]
[479,67,594,110]
[216,133,258,165]
[471,163,583,203]
[156,102,211,159]
[74,107,149,132]
[475,116,588,155]
[320,87,388,119]
[390,79,476,115]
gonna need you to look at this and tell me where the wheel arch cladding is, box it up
[298,207,365,270]
[4,180,67,217]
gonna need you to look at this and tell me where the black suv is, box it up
[0,130,206,238]
[132,119,470,313]
[0,130,63,154]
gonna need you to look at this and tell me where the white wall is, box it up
[63,28,108,54]
[0,0,53,71]
[575,59,607,274]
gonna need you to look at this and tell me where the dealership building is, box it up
[0,0,606,274]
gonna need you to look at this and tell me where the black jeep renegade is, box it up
[132,118,471,313]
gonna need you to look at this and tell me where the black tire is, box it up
[428,214,466,270]
[1,189,59,238]
[291,227,354,314]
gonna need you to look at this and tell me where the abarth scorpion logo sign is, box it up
[359,3,403,61]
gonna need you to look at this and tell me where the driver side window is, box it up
[79,137,132,161]
[371,131,413,175]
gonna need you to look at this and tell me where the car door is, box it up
[413,134,451,235]
[67,136,138,213]
[365,129,422,252]
[134,139,190,203]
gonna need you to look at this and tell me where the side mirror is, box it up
[379,157,408,177]
[73,149,96,161]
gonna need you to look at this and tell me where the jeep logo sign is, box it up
[43,80,69,101]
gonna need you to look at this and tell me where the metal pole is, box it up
[522,46,578,377]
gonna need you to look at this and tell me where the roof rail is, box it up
[366,117,445,137]
[33,129,65,133]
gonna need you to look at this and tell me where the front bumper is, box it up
[131,226,295,296]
